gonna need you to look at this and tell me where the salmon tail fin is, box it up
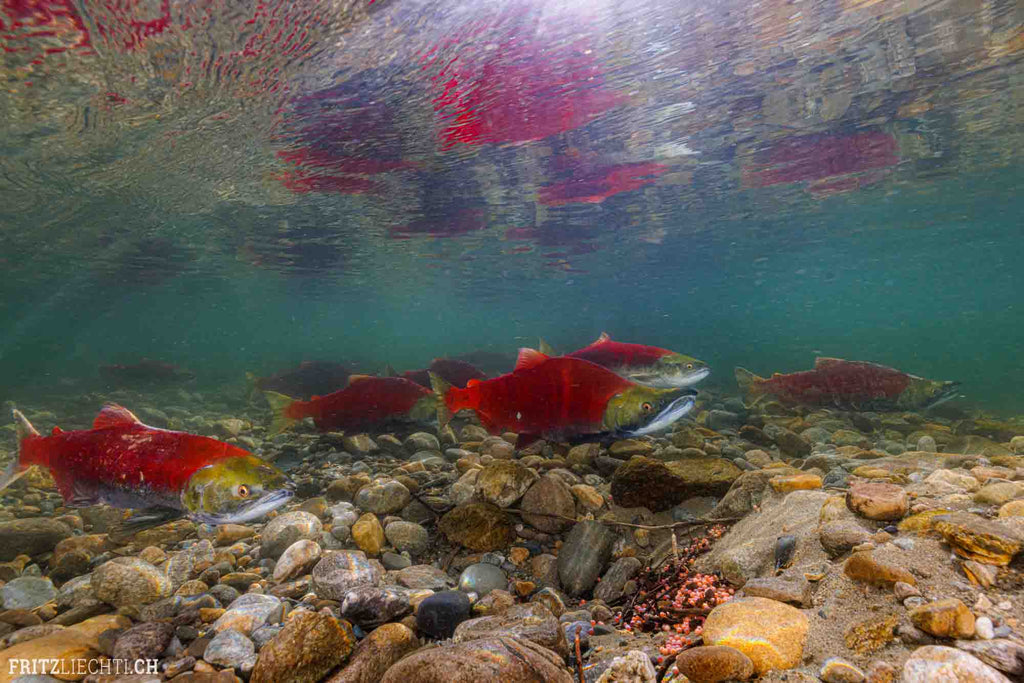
[263,391,299,435]
[428,372,453,428]
[538,338,557,356]
[734,367,768,400]
[1,409,39,491]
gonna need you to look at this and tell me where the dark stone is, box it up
[416,590,472,640]
[339,585,411,628]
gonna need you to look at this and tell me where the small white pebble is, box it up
[997,601,1012,610]
[975,616,995,640]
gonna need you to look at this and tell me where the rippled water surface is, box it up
[1,0,1022,411]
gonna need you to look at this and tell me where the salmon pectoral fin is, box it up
[109,507,186,543]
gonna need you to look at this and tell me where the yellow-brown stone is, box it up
[352,513,385,557]
[999,500,1024,518]
[770,474,822,493]
[846,482,908,521]
[932,512,1023,566]
[897,509,953,533]
[844,613,898,654]
[702,597,808,675]
[843,550,916,588]
[909,598,976,639]
[0,629,99,681]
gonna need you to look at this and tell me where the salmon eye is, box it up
[641,402,653,413]
[686,363,694,370]
[236,485,250,498]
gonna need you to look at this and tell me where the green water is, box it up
[1,0,1022,413]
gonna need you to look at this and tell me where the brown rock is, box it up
[215,524,255,546]
[741,576,812,607]
[251,610,355,683]
[438,503,514,552]
[843,551,916,588]
[379,636,573,683]
[819,521,873,558]
[520,475,575,533]
[475,461,538,508]
[674,645,755,682]
[326,622,418,683]
[0,629,99,681]
[702,597,808,675]
[909,599,976,639]
[452,603,567,659]
[611,456,741,511]
[846,483,908,521]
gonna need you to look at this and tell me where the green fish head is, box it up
[182,455,294,525]
[626,353,710,388]
[900,378,961,410]
[603,385,697,436]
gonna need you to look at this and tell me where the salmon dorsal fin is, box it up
[515,348,549,371]
[595,331,611,343]
[347,374,374,385]
[93,404,143,429]
[51,426,64,436]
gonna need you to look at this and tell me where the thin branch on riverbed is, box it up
[503,508,743,531]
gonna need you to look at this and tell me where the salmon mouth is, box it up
[924,381,962,410]
[624,391,697,436]
[192,486,295,525]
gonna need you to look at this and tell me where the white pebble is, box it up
[975,616,994,640]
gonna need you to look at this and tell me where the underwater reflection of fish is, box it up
[393,358,488,389]
[247,361,357,400]
[539,333,709,388]
[430,349,697,447]
[1,406,293,532]
[99,359,195,387]
[264,375,436,434]
[735,358,960,411]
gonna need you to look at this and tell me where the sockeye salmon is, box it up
[1,405,294,532]
[431,348,696,447]
[539,332,709,388]
[735,357,960,411]
[264,375,436,434]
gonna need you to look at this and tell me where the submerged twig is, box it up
[574,632,584,683]
[503,508,742,531]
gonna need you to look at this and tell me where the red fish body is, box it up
[402,358,487,389]
[271,376,435,433]
[437,353,636,442]
[543,333,709,388]
[12,406,261,512]
[736,358,959,410]
[567,336,675,368]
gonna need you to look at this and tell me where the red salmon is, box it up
[264,375,436,433]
